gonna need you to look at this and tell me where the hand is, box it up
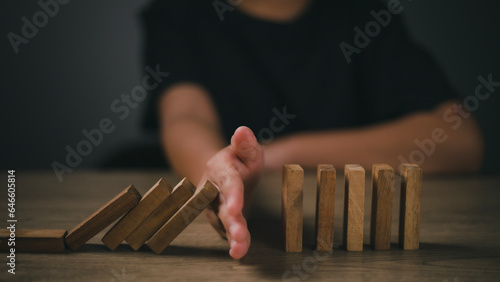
[198,126,263,259]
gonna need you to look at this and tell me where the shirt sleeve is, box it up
[141,1,204,130]
[356,12,458,124]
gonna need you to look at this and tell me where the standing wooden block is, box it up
[342,164,365,251]
[146,180,219,254]
[126,178,196,250]
[315,164,336,252]
[399,164,422,250]
[370,164,394,250]
[282,164,304,252]
[65,185,141,250]
[102,178,173,250]
[0,229,67,253]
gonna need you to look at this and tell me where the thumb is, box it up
[230,126,262,167]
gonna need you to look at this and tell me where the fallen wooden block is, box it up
[146,180,219,254]
[102,179,173,250]
[370,164,394,250]
[126,178,196,251]
[399,164,422,250]
[342,164,365,251]
[65,185,141,250]
[282,164,304,252]
[315,164,336,252]
[0,229,67,253]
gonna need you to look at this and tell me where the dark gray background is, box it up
[1,0,499,173]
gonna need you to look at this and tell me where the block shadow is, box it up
[240,204,321,279]
[67,243,228,258]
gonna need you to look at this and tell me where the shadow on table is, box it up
[241,204,320,279]
[240,203,499,279]
[69,243,228,258]
[159,245,228,257]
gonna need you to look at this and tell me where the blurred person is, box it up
[141,0,483,259]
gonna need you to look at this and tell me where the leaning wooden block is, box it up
[315,164,336,252]
[282,164,304,252]
[342,164,365,251]
[146,180,219,254]
[65,185,141,250]
[102,179,173,250]
[126,178,196,251]
[399,164,422,250]
[370,164,394,250]
[0,229,67,253]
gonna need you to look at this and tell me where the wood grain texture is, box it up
[3,171,500,281]
[102,178,173,250]
[315,164,336,252]
[146,180,219,254]
[65,185,141,250]
[399,164,422,250]
[342,164,365,251]
[0,229,67,253]
[282,164,304,252]
[370,164,394,250]
[126,178,196,250]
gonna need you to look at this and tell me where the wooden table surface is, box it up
[1,170,500,281]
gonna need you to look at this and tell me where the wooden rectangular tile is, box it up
[146,180,219,254]
[370,164,394,250]
[282,164,304,252]
[0,229,67,253]
[315,164,336,252]
[399,164,422,250]
[342,164,365,251]
[126,178,196,250]
[65,185,141,250]
[102,178,173,250]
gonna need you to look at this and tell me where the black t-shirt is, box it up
[142,0,456,142]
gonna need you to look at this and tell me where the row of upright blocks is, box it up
[282,163,422,252]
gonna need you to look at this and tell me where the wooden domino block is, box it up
[0,229,67,253]
[342,164,365,251]
[399,164,422,250]
[102,179,173,250]
[282,164,304,252]
[146,180,219,254]
[315,164,336,252]
[370,164,394,250]
[65,185,141,250]
[126,178,196,250]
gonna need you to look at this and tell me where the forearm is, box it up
[264,102,483,173]
[161,119,224,184]
[158,83,225,184]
